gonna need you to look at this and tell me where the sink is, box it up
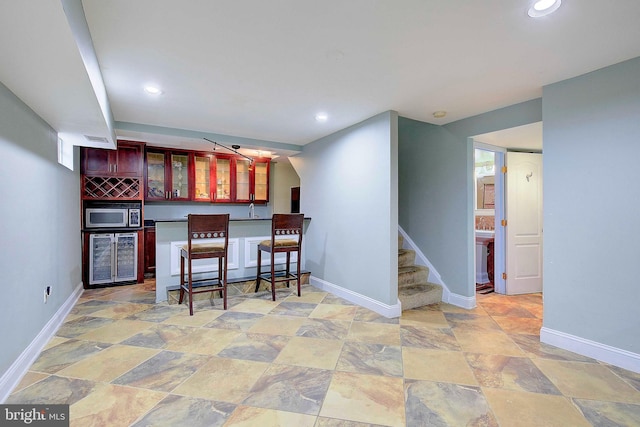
[475,230,495,239]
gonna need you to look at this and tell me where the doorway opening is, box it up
[472,122,543,296]
[474,145,505,295]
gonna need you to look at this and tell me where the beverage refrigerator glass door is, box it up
[89,233,138,285]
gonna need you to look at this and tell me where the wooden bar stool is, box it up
[255,214,304,301]
[179,214,229,315]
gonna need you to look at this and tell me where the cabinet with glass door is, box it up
[212,155,270,203]
[145,148,192,201]
[214,155,233,203]
[235,158,252,203]
[251,158,270,203]
[193,152,213,202]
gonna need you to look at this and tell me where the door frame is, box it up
[473,141,506,294]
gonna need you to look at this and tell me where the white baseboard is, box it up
[540,327,640,374]
[0,282,84,403]
[310,276,402,318]
[447,292,477,310]
[398,226,476,309]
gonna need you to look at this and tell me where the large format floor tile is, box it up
[405,380,497,426]
[320,371,406,426]
[482,387,591,427]
[7,280,640,426]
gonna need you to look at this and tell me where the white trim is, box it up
[244,236,295,268]
[540,327,640,374]
[169,238,239,276]
[446,292,477,310]
[472,142,506,295]
[0,282,84,403]
[310,276,401,319]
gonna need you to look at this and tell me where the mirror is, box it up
[475,149,495,211]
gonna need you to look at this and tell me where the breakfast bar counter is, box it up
[153,217,311,302]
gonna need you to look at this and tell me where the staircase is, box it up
[398,234,443,311]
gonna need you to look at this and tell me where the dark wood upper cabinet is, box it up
[134,146,270,204]
[212,155,269,204]
[193,152,214,202]
[80,140,144,200]
[213,154,233,203]
[81,140,143,177]
[145,148,192,201]
[252,158,270,204]
[234,157,252,204]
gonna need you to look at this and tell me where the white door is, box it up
[506,152,543,294]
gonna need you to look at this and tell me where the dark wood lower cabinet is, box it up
[144,225,156,277]
[487,239,494,284]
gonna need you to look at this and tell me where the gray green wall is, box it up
[398,99,542,299]
[398,119,472,297]
[292,111,399,305]
[0,82,82,384]
[542,56,640,354]
[399,57,640,363]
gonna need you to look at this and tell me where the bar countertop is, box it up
[151,216,311,223]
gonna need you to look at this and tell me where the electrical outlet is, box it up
[44,286,51,303]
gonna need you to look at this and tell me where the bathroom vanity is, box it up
[475,230,494,284]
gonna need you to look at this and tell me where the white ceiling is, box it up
[2,0,640,153]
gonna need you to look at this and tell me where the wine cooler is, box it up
[89,232,138,285]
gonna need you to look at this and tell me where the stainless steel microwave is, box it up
[85,207,141,229]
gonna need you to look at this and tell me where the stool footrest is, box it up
[180,278,225,294]
[258,271,298,284]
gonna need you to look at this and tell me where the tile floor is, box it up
[7,281,640,426]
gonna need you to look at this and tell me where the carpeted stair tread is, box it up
[399,282,442,310]
[398,265,429,286]
[398,233,442,310]
[398,248,417,268]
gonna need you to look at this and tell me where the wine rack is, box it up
[83,176,141,200]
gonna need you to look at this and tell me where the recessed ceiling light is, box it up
[144,85,163,95]
[315,112,328,122]
[528,0,561,17]
[433,111,447,119]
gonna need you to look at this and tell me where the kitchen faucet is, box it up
[248,202,255,218]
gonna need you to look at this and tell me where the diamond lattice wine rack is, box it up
[83,176,141,200]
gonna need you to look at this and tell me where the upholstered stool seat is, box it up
[258,239,298,248]
[179,214,229,315]
[255,214,304,301]
[183,243,225,254]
